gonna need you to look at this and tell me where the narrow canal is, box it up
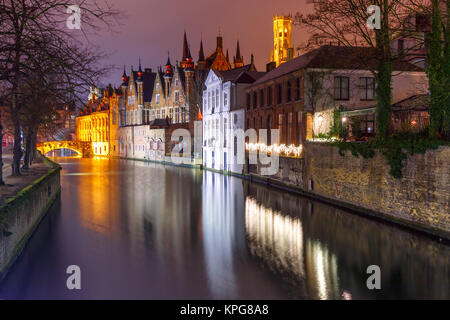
[0,158,449,299]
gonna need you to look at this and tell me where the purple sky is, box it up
[91,0,311,87]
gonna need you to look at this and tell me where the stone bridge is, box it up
[36,141,92,158]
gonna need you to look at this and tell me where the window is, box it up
[260,89,264,108]
[287,80,292,102]
[209,91,212,111]
[334,76,350,100]
[277,83,283,104]
[175,91,180,103]
[360,77,375,100]
[156,94,160,106]
[253,91,257,108]
[216,89,219,107]
[246,93,251,110]
[295,77,301,100]
[278,114,285,144]
[267,86,273,106]
[224,91,228,107]
[288,112,293,144]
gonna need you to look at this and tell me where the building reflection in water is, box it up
[244,181,450,300]
[202,171,246,299]
[245,196,341,299]
[245,197,305,280]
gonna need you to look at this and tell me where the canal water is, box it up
[0,158,449,299]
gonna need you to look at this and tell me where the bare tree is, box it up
[0,0,119,176]
[295,0,428,138]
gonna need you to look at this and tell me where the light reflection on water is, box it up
[0,158,448,299]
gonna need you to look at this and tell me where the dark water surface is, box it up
[0,157,449,299]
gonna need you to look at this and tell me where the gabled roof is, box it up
[210,65,266,85]
[253,45,424,85]
[132,70,156,103]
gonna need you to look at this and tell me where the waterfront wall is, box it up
[0,157,61,280]
[249,142,450,238]
[303,142,450,236]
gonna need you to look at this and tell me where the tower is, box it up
[121,66,128,96]
[164,53,173,99]
[197,39,206,70]
[184,45,195,122]
[271,14,293,67]
[233,40,244,69]
[136,58,144,124]
[181,31,190,69]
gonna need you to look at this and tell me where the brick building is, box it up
[245,45,427,147]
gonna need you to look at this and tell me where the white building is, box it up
[202,66,265,174]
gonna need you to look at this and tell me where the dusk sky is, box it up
[91,0,311,87]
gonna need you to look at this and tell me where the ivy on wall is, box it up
[332,132,450,179]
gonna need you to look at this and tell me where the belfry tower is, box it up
[271,14,293,67]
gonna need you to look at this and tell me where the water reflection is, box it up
[243,181,450,299]
[0,158,448,299]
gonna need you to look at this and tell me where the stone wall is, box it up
[248,142,450,238]
[0,159,61,280]
[303,142,450,236]
[249,155,304,187]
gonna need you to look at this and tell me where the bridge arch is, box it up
[37,141,92,158]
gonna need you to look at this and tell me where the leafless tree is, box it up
[0,0,120,175]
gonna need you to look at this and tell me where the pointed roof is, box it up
[186,42,192,60]
[182,31,189,61]
[166,51,172,66]
[198,40,205,62]
[138,57,143,72]
[235,40,242,61]
[226,49,230,63]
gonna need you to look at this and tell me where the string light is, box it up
[245,142,303,157]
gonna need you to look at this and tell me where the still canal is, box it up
[0,157,449,299]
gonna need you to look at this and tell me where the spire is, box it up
[182,30,189,61]
[226,49,230,63]
[198,39,205,62]
[186,43,192,60]
[164,51,173,77]
[122,65,127,78]
[235,40,242,61]
[233,40,244,68]
[137,57,143,80]
[166,51,172,66]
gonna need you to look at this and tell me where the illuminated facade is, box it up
[76,85,121,156]
[270,15,294,67]
[202,65,263,173]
